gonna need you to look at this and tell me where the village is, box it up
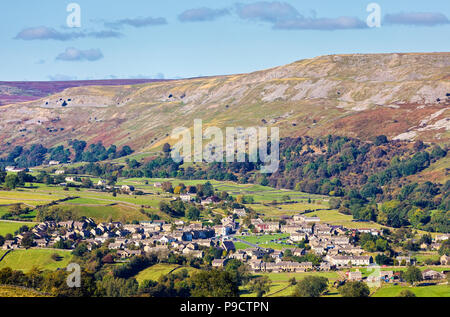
[3,202,449,285]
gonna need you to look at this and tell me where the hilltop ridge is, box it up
[0,52,449,153]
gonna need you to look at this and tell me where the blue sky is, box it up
[1,0,449,81]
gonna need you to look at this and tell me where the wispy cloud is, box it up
[90,30,124,38]
[235,1,367,31]
[178,7,230,22]
[56,47,104,62]
[275,16,367,30]
[14,26,122,41]
[47,74,78,81]
[384,12,449,26]
[15,26,82,41]
[105,16,167,29]
[128,73,165,79]
[236,1,299,23]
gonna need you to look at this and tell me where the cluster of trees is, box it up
[0,204,33,221]
[113,255,158,279]
[0,140,134,168]
[282,249,323,266]
[338,180,450,232]
[292,276,329,297]
[0,252,244,297]
[0,144,48,168]
[291,276,371,298]
[356,233,389,253]
[36,206,79,222]
[0,267,95,297]
[121,157,182,179]
[337,281,370,297]
[157,201,213,221]
[159,200,190,218]
[280,136,446,194]
[0,170,34,189]
[75,141,133,163]
[161,181,215,198]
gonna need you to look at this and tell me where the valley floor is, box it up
[0,177,448,298]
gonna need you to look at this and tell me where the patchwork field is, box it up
[241,270,450,297]
[0,249,73,272]
[0,178,329,224]
[349,266,450,279]
[2,177,444,239]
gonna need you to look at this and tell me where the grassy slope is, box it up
[372,284,450,297]
[0,221,34,236]
[1,53,449,157]
[0,285,49,297]
[135,263,199,284]
[0,249,73,272]
[241,271,340,297]
[407,154,450,185]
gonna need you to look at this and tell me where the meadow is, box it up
[235,233,292,250]
[134,263,199,284]
[241,271,341,297]
[0,221,34,236]
[372,284,450,297]
[0,249,73,272]
[237,233,290,244]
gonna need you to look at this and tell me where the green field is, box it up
[0,178,330,224]
[307,209,385,230]
[236,233,292,250]
[234,242,251,250]
[413,251,442,264]
[0,221,34,236]
[238,233,289,244]
[135,263,199,284]
[0,249,73,272]
[350,266,450,276]
[373,284,450,297]
[241,271,341,297]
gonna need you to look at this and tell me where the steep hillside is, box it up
[0,53,449,154]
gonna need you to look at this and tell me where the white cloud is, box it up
[179,7,230,22]
[56,48,104,62]
[384,12,449,26]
